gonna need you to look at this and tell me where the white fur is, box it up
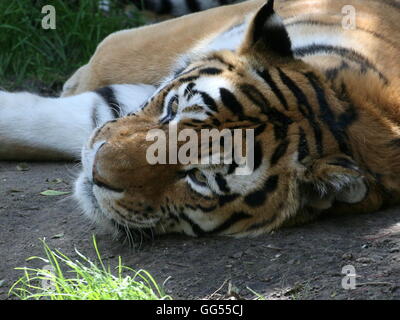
[197,22,248,52]
[0,84,155,160]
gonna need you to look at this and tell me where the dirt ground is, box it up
[0,161,399,300]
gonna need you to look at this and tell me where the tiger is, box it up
[1,0,400,238]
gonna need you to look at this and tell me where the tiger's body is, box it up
[1,0,400,238]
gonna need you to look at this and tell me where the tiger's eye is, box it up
[171,99,179,114]
[194,170,207,183]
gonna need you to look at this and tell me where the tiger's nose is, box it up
[88,120,118,149]
[92,160,124,193]
[91,139,128,190]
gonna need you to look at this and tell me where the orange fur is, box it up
[63,0,400,236]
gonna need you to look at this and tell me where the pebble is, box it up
[356,257,374,264]
[342,253,353,260]
[230,252,243,259]
[16,163,30,171]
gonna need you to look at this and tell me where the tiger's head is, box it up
[75,0,367,239]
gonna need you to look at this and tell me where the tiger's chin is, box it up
[74,173,118,234]
[73,172,159,243]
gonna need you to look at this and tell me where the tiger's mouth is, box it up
[75,135,159,228]
[74,172,160,245]
[74,166,162,235]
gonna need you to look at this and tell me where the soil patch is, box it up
[1,161,399,299]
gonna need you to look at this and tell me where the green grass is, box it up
[9,236,172,300]
[0,0,146,93]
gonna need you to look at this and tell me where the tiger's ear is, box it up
[239,0,293,58]
[301,154,368,210]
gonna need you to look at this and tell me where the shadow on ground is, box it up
[1,161,399,300]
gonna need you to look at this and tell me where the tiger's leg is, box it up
[0,84,156,161]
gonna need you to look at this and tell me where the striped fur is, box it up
[133,0,241,16]
[2,0,400,239]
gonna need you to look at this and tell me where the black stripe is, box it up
[254,123,267,136]
[185,0,201,12]
[304,72,352,156]
[297,127,310,162]
[253,140,263,172]
[179,75,200,83]
[96,86,122,118]
[212,118,221,127]
[293,44,388,83]
[215,173,230,193]
[240,83,293,140]
[184,82,196,99]
[220,88,244,117]
[270,139,289,166]
[244,175,279,208]
[389,139,400,148]
[218,193,239,207]
[337,104,358,130]
[199,67,223,76]
[227,161,238,175]
[133,0,155,11]
[160,94,179,124]
[205,55,235,71]
[183,86,218,112]
[218,0,235,5]
[177,66,201,78]
[135,0,173,14]
[159,0,173,14]
[179,213,206,236]
[196,204,218,213]
[210,211,252,235]
[383,0,400,11]
[240,83,270,112]
[189,119,204,124]
[324,61,349,81]
[199,91,218,112]
[257,69,289,110]
[246,213,277,232]
[277,68,324,156]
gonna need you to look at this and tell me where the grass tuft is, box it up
[9,236,172,300]
[0,0,145,93]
